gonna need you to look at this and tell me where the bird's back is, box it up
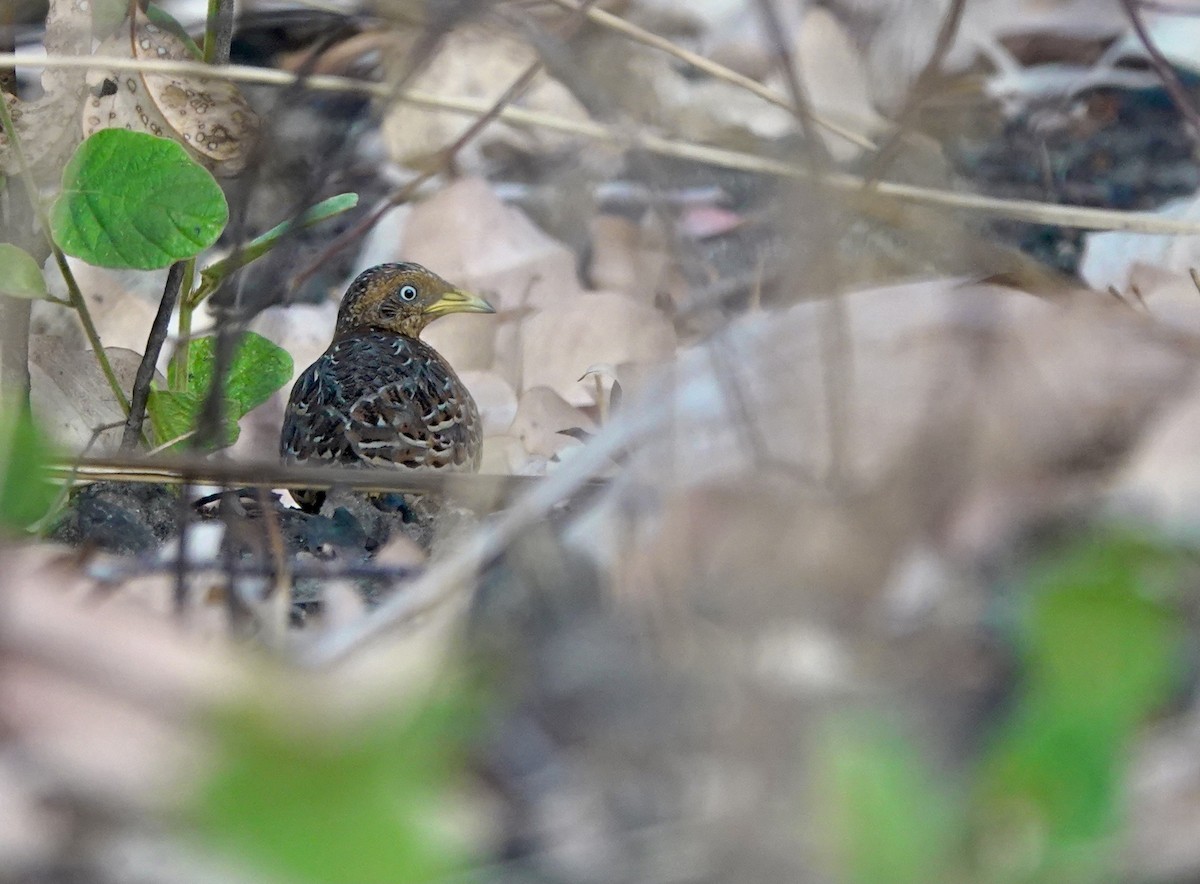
[280,330,482,475]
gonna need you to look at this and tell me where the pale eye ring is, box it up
[399,284,418,301]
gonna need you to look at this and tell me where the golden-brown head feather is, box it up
[334,262,494,339]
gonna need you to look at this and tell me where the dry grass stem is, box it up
[6,53,1197,235]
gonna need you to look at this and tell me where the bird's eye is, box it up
[399,284,418,301]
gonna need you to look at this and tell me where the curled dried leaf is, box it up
[82,8,259,176]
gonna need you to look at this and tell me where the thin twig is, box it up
[291,0,600,290]
[862,0,967,181]
[89,558,421,585]
[6,51,1196,236]
[300,403,659,666]
[121,261,186,450]
[540,0,877,150]
[1119,0,1200,144]
[203,0,235,66]
[47,454,605,511]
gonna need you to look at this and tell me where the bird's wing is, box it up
[279,358,357,465]
[343,352,481,470]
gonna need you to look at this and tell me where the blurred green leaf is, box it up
[972,527,1188,882]
[50,129,228,270]
[196,687,478,884]
[819,722,958,884]
[0,243,49,300]
[1021,532,1185,729]
[0,403,57,531]
[148,332,293,450]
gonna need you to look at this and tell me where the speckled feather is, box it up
[281,331,482,472]
[280,262,492,512]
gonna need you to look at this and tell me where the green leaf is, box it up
[186,331,294,418]
[147,388,226,449]
[818,722,958,884]
[195,684,477,884]
[1018,530,1187,731]
[971,527,1189,880]
[195,192,359,302]
[148,332,293,451]
[50,130,229,270]
[0,403,57,531]
[0,243,49,300]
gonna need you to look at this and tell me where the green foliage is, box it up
[0,402,57,531]
[147,332,293,450]
[816,526,1189,884]
[820,723,957,884]
[50,130,228,270]
[192,192,360,304]
[195,686,478,884]
[971,529,1188,881]
[0,243,49,300]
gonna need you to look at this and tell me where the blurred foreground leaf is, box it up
[0,243,49,300]
[817,527,1190,884]
[148,332,292,450]
[196,686,478,884]
[0,402,56,531]
[819,723,958,884]
[973,527,1189,881]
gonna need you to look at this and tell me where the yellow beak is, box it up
[424,289,495,317]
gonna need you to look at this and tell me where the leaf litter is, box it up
[9,0,1200,881]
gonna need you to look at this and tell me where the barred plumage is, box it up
[280,263,493,512]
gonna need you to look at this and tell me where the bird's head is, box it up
[334,262,494,338]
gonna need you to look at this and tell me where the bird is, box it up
[280,262,495,512]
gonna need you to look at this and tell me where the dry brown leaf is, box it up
[83,8,259,176]
[520,291,676,405]
[478,433,532,474]
[402,178,582,313]
[588,214,677,306]
[380,26,590,171]
[511,385,596,458]
[0,0,89,180]
[791,7,884,160]
[29,340,148,454]
[34,262,164,357]
[458,369,518,438]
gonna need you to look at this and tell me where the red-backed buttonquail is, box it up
[280,262,494,511]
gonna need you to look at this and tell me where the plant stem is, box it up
[122,260,186,449]
[0,93,130,413]
[203,0,234,65]
[173,258,196,391]
[52,250,131,411]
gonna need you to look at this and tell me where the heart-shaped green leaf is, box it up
[51,129,228,270]
[0,244,49,300]
[149,332,293,450]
